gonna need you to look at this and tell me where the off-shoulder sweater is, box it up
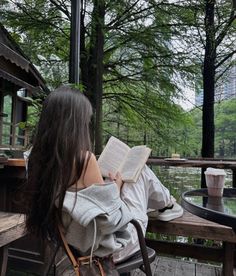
[62,182,134,258]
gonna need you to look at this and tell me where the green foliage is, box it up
[1,0,70,88]
[69,83,85,92]
[102,80,192,156]
[1,0,195,151]
[18,97,43,145]
[215,99,236,157]
[1,0,235,155]
[175,98,236,158]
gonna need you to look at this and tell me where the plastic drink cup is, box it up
[204,168,226,197]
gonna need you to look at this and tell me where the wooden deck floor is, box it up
[131,256,223,276]
[7,256,235,276]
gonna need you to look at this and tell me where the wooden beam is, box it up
[146,239,223,263]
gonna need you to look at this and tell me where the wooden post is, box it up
[232,168,236,188]
[69,0,81,84]
[222,242,235,276]
[0,246,8,276]
[201,168,207,188]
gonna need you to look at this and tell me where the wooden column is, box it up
[222,242,235,276]
[0,246,8,276]
[232,168,236,188]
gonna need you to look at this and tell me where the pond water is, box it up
[151,166,233,203]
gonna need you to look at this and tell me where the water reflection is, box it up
[151,166,232,202]
[206,196,224,212]
[186,195,236,216]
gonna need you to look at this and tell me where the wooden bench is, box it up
[146,210,236,276]
[0,212,26,276]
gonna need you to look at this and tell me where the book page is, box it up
[120,146,151,182]
[98,136,130,177]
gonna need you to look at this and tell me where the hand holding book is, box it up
[98,136,151,183]
[108,171,124,191]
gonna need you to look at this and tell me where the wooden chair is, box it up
[44,219,156,276]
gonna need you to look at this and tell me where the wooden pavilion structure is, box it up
[0,23,48,152]
[0,24,50,273]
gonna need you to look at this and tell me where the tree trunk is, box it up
[80,2,91,97]
[88,0,105,154]
[80,0,105,154]
[202,0,216,158]
[233,140,236,156]
[219,140,225,157]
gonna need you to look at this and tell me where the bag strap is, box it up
[58,226,106,276]
[58,224,80,276]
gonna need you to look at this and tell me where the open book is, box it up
[98,136,151,183]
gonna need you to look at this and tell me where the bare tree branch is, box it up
[216,8,236,46]
[215,50,236,69]
[49,0,70,19]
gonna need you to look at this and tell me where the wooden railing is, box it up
[147,157,236,188]
[1,157,236,187]
[0,157,236,274]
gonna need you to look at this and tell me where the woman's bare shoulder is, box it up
[83,152,105,187]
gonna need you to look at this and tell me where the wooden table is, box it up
[0,157,8,169]
[0,159,26,211]
[0,212,26,275]
[0,158,61,274]
[4,159,25,167]
[182,188,236,230]
[147,157,236,187]
[147,210,236,276]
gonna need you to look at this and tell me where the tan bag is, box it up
[58,225,119,276]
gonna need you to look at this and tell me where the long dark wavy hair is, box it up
[25,86,92,241]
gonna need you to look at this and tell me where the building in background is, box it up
[195,89,204,107]
[216,65,236,101]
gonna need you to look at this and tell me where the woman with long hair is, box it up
[25,85,183,264]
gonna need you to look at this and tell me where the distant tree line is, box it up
[165,98,236,159]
